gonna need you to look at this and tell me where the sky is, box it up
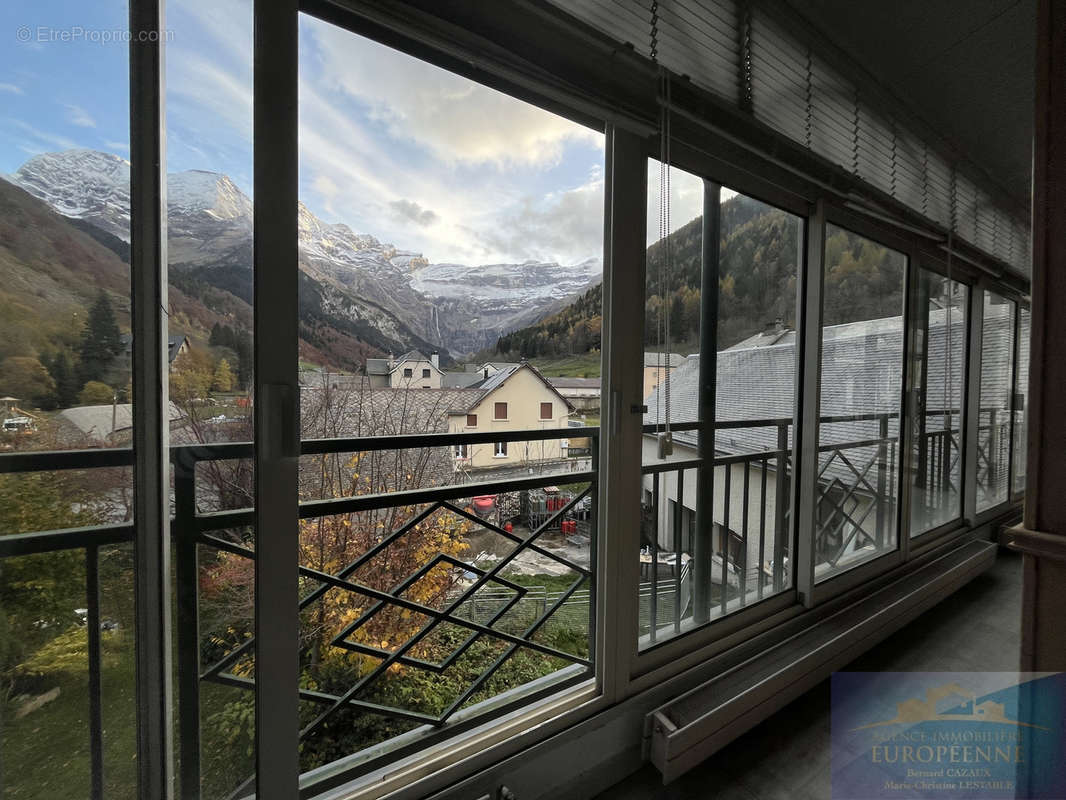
[0,0,707,266]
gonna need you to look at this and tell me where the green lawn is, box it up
[528,352,602,378]
[2,630,137,800]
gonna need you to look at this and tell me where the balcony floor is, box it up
[596,547,1022,800]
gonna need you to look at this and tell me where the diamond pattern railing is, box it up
[171,427,597,798]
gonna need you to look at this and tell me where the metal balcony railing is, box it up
[637,409,979,641]
[0,425,597,799]
[0,407,1015,791]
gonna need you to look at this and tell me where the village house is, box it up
[364,350,444,389]
[547,376,600,413]
[643,351,687,399]
[446,363,574,471]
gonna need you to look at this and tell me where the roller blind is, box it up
[549,0,1030,274]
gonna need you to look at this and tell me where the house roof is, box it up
[644,301,991,486]
[643,352,686,368]
[365,350,442,376]
[442,371,484,388]
[58,402,185,441]
[547,377,601,389]
[446,363,575,415]
[301,384,481,437]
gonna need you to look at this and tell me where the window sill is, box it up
[305,670,599,800]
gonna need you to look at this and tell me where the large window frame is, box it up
[0,1,1031,798]
[627,139,808,677]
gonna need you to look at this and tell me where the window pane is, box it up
[640,161,703,648]
[1012,306,1030,496]
[909,273,967,535]
[640,176,801,648]
[815,226,906,582]
[164,0,257,795]
[975,292,1015,512]
[294,11,603,783]
[0,2,136,797]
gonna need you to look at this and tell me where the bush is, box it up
[78,380,114,405]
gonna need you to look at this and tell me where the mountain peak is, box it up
[12,150,132,238]
[168,169,251,221]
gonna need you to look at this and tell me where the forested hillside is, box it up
[493,194,903,358]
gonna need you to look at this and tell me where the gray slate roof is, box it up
[442,371,484,388]
[446,363,575,415]
[59,402,185,441]
[643,352,686,368]
[547,377,601,389]
[365,350,440,376]
[643,302,996,487]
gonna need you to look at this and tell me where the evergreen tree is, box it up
[78,291,123,384]
[46,350,80,408]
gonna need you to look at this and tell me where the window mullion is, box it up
[600,125,646,699]
[794,200,825,606]
[692,180,721,624]
[128,0,174,796]
[253,0,301,796]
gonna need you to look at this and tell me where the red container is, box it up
[504,521,513,533]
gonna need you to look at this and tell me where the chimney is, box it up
[484,368,489,380]
[431,351,439,370]
[774,317,783,333]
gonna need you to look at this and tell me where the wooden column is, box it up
[1003,0,1066,671]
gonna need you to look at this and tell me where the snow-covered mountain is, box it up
[10,149,131,239]
[9,149,601,357]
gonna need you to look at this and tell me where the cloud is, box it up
[104,140,129,152]
[389,198,438,227]
[0,83,23,95]
[9,119,78,151]
[65,104,96,128]
[646,162,706,246]
[467,173,606,265]
[305,17,600,169]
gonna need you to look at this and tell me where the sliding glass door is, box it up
[814,224,907,582]
[909,270,968,536]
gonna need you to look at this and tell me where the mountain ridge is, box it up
[10,149,601,359]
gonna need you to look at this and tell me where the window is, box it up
[540,402,553,419]
[290,11,603,786]
[815,225,906,581]
[975,292,1016,512]
[910,272,967,535]
[639,176,802,648]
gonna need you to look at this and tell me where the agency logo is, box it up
[831,672,1066,799]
